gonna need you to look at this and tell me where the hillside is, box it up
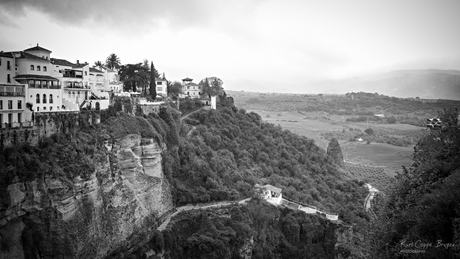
[314,69,460,100]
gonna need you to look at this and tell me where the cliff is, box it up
[0,133,173,259]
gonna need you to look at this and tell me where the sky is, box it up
[1,0,459,93]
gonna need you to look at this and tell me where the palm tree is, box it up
[93,61,104,69]
[105,54,121,70]
[118,63,149,93]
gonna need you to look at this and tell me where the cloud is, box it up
[0,0,266,35]
[0,10,20,28]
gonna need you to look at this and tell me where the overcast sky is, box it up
[1,0,459,92]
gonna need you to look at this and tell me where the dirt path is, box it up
[180,106,211,123]
[157,198,250,231]
[364,183,379,211]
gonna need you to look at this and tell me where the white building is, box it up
[0,52,33,128]
[258,184,283,205]
[7,45,63,113]
[182,77,201,98]
[155,77,168,98]
[51,58,90,111]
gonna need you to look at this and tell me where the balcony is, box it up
[0,85,25,96]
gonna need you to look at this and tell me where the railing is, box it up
[0,121,34,129]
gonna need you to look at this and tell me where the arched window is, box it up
[31,65,34,70]
[43,66,47,72]
[37,66,41,71]
[36,94,40,103]
[43,94,47,103]
[49,94,53,103]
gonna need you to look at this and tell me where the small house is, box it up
[257,184,282,205]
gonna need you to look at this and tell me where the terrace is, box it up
[0,85,25,96]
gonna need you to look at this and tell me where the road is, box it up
[157,198,250,231]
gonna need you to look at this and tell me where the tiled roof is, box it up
[73,63,88,68]
[262,184,282,193]
[90,67,104,73]
[182,77,193,81]
[4,51,49,61]
[50,58,75,67]
[24,45,51,52]
[0,52,13,58]
[14,74,59,81]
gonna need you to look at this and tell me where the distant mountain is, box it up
[314,69,460,100]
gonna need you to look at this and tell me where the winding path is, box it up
[364,183,379,211]
[157,198,251,231]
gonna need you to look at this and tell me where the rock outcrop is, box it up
[327,138,344,168]
[0,134,173,259]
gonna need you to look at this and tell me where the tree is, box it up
[93,61,104,69]
[168,81,182,101]
[368,108,460,258]
[149,62,157,101]
[364,128,374,135]
[199,77,224,97]
[118,63,146,92]
[105,53,121,70]
[326,138,344,168]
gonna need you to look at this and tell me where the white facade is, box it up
[156,78,167,97]
[0,52,33,127]
[182,77,201,98]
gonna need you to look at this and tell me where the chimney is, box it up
[77,60,79,64]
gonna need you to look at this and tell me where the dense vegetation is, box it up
[369,109,460,258]
[174,104,368,224]
[123,200,345,259]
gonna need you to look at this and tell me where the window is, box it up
[37,107,39,111]
[7,74,11,83]
[43,107,46,110]
[18,113,21,123]
[157,87,162,92]
[157,81,162,85]
[37,66,41,71]
[43,66,47,72]
[0,100,2,109]
[8,100,13,109]
[17,100,22,109]
[43,94,47,103]
[31,65,34,70]
[0,58,2,66]
[7,61,11,70]
[49,94,53,103]
[50,107,52,111]
[36,94,40,103]
[85,71,87,76]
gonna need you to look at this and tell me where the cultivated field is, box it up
[250,109,415,176]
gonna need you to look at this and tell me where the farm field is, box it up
[250,109,343,149]
[250,109,414,175]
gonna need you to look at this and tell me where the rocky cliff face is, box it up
[0,134,173,259]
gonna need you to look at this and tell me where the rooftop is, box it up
[90,67,104,73]
[182,77,193,81]
[51,58,75,67]
[14,74,59,81]
[24,44,51,53]
[262,184,282,193]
